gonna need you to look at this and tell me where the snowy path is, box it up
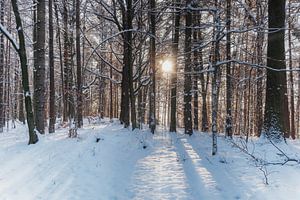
[128,130,236,200]
[129,132,193,200]
[0,122,300,200]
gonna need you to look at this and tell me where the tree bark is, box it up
[33,0,46,134]
[10,0,38,144]
[149,0,156,133]
[0,1,4,132]
[212,0,221,155]
[225,0,233,137]
[49,0,56,133]
[255,0,264,137]
[193,14,199,131]
[76,0,83,128]
[169,0,180,132]
[263,0,287,141]
[183,0,193,135]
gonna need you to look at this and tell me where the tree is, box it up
[255,0,265,137]
[49,0,56,133]
[149,0,156,133]
[288,0,295,139]
[0,0,39,144]
[263,0,287,141]
[193,12,199,131]
[212,0,221,155]
[120,0,133,128]
[76,0,83,128]
[0,1,4,132]
[225,0,233,138]
[33,0,46,134]
[169,0,181,133]
[183,0,193,135]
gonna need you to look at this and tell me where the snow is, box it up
[0,23,19,51]
[0,120,300,200]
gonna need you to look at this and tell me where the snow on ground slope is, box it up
[0,120,299,200]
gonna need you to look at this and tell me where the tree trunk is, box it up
[183,0,193,135]
[49,0,56,133]
[18,79,25,124]
[110,51,113,120]
[76,0,83,128]
[288,0,295,139]
[212,0,221,155]
[33,0,46,134]
[225,0,233,137]
[169,0,180,132]
[255,0,264,137]
[11,0,38,144]
[149,0,156,133]
[120,1,132,128]
[263,0,287,141]
[54,0,64,122]
[0,1,4,132]
[193,14,199,131]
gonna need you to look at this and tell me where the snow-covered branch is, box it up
[0,23,19,51]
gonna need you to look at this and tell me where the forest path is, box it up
[128,128,240,200]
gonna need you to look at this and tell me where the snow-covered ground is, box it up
[0,119,300,200]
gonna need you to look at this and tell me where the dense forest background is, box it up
[0,0,299,153]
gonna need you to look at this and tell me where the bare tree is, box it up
[0,0,39,144]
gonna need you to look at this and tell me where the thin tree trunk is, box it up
[169,0,180,132]
[193,15,199,131]
[9,0,39,144]
[33,0,46,134]
[49,0,56,133]
[225,0,233,137]
[183,0,193,135]
[0,0,4,132]
[212,0,221,155]
[288,0,295,139]
[18,79,25,124]
[255,0,264,137]
[76,0,83,128]
[110,51,113,120]
[54,0,64,122]
[149,0,156,133]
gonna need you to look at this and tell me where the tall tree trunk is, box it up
[33,0,46,134]
[225,0,233,137]
[255,0,264,137]
[49,0,56,133]
[193,14,199,131]
[198,26,208,132]
[263,0,287,141]
[8,0,39,144]
[63,0,69,122]
[120,1,133,128]
[288,0,295,139]
[54,0,64,121]
[169,0,180,132]
[109,51,113,120]
[76,0,83,128]
[149,0,156,133]
[63,0,75,123]
[212,0,221,155]
[0,0,4,132]
[183,0,193,135]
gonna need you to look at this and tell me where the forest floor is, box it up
[0,119,300,200]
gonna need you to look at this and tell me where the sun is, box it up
[161,59,173,73]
